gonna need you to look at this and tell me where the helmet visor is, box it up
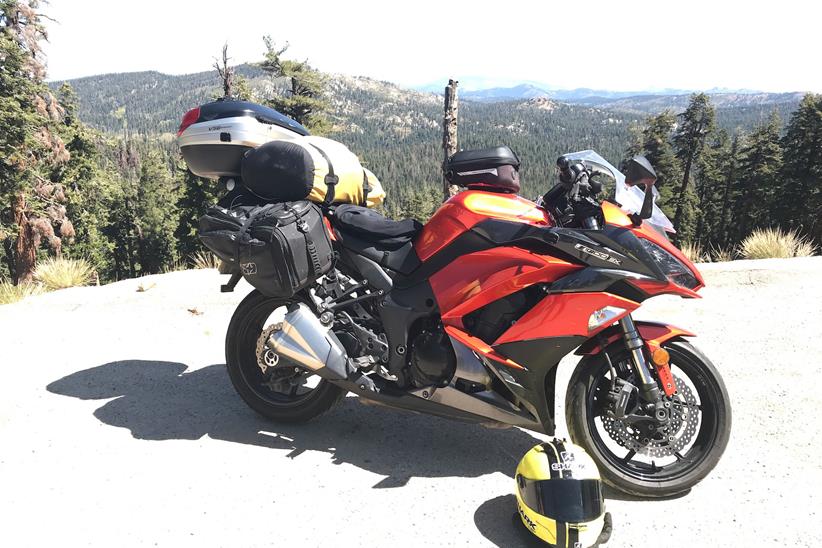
[521,478,604,523]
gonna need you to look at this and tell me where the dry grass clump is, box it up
[191,251,221,270]
[34,257,94,290]
[0,281,45,305]
[709,245,735,262]
[680,242,708,263]
[793,238,817,258]
[740,228,817,259]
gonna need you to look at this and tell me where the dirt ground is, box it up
[1,257,820,547]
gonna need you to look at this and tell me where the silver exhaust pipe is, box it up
[265,303,349,380]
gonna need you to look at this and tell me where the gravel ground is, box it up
[1,257,820,547]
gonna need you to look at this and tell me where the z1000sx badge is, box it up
[574,243,622,266]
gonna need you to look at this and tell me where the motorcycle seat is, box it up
[330,204,422,247]
[330,205,423,276]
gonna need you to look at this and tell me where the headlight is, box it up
[638,238,700,289]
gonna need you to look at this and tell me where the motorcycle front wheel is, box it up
[565,340,731,498]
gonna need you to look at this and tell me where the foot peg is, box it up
[348,369,377,392]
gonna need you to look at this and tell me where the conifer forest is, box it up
[1,1,820,285]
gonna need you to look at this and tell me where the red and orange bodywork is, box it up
[415,191,700,370]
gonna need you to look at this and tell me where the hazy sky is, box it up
[43,0,821,92]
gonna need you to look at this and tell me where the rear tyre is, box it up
[225,290,346,423]
[566,340,731,498]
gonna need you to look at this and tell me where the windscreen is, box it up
[561,150,675,233]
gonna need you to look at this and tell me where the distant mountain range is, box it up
[573,91,807,113]
[433,82,805,113]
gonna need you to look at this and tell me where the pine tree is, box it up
[636,111,682,219]
[717,132,742,246]
[731,113,783,242]
[134,150,180,274]
[52,83,116,276]
[780,93,822,242]
[260,37,330,134]
[0,1,69,283]
[175,164,219,261]
[693,129,729,245]
[102,140,141,280]
[624,123,645,159]
[672,93,716,242]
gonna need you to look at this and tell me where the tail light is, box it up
[177,107,201,136]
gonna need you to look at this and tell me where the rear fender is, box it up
[575,321,695,356]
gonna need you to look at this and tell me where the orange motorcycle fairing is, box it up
[429,247,581,327]
[415,190,553,262]
[575,321,696,356]
[493,292,640,345]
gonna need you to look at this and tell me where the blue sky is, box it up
[43,0,822,92]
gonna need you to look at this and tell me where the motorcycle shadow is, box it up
[47,360,544,488]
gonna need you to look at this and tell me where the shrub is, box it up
[680,242,707,263]
[34,257,94,290]
[162,259,187,274]
[0,281,45,305]
[740,228,817,259]
[190,251,221,270]
[709,245,735,262]
[794,238,817,258]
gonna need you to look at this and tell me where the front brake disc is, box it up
[601,375,699,457]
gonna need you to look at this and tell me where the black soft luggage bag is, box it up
[198,201,333,297]
[445,146,521,193]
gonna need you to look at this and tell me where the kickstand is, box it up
[221,272,241,293]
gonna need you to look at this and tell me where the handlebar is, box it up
[541,155,606,230]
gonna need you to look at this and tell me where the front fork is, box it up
[618,315,670,422]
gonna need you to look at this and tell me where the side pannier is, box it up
[198,201,333,297]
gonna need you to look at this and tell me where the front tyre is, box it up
[566,340,731,498]
[225,290,346,423]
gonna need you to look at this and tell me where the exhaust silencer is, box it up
[266,303,349,380]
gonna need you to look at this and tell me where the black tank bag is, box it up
[198,200,333,297]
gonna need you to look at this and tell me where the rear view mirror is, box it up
[624,156,657,222]
[624,156,657,188]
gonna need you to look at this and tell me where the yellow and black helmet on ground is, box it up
[515,439,612,547]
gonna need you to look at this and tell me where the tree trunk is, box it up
[12,193,36,284]
[442,79,459,201]
[2,237,16,283]
[214,43,234,99]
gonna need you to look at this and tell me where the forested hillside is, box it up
[2,1,819,290]
[55,66,641,208]
[51,65,804,211]
[57,65,803,136]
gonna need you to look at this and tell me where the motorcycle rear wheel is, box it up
[565,340,731,498]
[225,290,346,423]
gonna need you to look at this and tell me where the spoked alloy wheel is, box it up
[566,340,731,497]
[225,290,346,423]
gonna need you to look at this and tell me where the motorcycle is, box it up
[221,149,731,498]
